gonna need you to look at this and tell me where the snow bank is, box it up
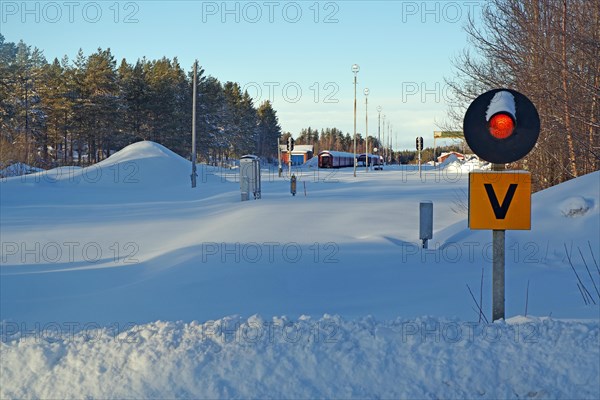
[439,154,489,173]
[1,315,598,399]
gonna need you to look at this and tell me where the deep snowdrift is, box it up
[1,316,598,399]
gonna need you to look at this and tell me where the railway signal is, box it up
[416,136,423,151]
[286,137,294,177]
[416,136,423,178]
[463,88,540,322]
[463,89,540,164]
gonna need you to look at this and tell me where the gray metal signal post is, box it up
[492,163,506,321]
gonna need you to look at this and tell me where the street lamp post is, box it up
[382,114,386,165]
[388,121,394,164]
[352,64,360,177]
[373,147,378,169]
[377,106,382,155]
[364,88,370,172]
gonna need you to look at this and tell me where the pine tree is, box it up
[0,35,19,164]
[214,81,264,160]
[118,58,151,145]
[197,75,226,163]
[82,48,119,162]
[39,58,69,164]
[238,91,258,155]
[11,41,47,165]
[256,100,281,160]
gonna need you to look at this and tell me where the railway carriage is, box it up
[357,153,383,168]
[317,150,355,168]
[318,151,383,169]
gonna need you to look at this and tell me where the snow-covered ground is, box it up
[1,141,598,398]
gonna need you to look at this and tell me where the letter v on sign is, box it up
[469,171,531,230]
[484,183,518,219]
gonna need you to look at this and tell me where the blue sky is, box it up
[1,0,484,150]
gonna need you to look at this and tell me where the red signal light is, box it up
[488,113,515,139]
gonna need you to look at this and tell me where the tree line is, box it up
[444,0,599,191]
[291,127,380,154]
[0,35,282,169]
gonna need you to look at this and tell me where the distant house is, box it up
[437,151,465,163]
[280,144,314,165]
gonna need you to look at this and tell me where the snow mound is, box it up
[559,196,593,217]
[444,160,464,173]
[438,153,460,168]
[1,316,598,399]
[5,141,192,188]
[301,155,319,169]
[97,140,187,166]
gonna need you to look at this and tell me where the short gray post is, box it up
[419,201,433,249]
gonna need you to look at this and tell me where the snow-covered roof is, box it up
[439,151,464,157]
[317,150,355,157]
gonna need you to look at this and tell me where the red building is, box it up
[280,145,314,165]
[437,151,465,163]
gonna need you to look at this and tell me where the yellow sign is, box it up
[469,171,531,230]
[433,131,464,139]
